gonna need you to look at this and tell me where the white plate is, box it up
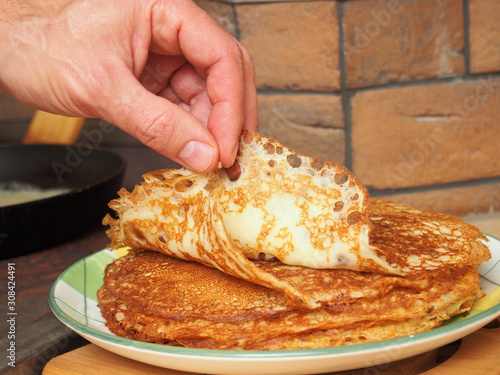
[49,235,500,375]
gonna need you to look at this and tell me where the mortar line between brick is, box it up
[255,72,500,97]
[463,0,471,74]
[231,3,241,41]
[256,89,342,96]
[336,0,353,171]
[337,2,348,93]
[255,71,500,98]
[343,71,500,94]
[369,176,500,198]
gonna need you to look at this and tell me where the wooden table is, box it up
[1,145,498,375]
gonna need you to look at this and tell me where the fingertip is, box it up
[230,141,239,165]
[240,45,259,133]
[218,140,239,169]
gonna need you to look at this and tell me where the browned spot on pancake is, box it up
[268,160,276,167]
[177,203,189,217]
[276,146,283,154]
[132,226,146,241]
[334,201,344,212]
[243,131,253,144]
[225,160,241,182]
[263,142,275,154]
[204,177,218,192]
[174,179,193,192]
[151,172,166,181]
[347,211,360,225]
[286,154,302,168]
[311,161,324,170]
[157,232,168,244]
[334,173,348,185]
[337,255,350,265]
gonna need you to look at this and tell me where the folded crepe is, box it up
[104,131,489,308]
[97,248,482,350]
[100,131,490,350]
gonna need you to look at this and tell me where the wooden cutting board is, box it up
[42,319,500,375]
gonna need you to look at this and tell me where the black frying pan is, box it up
[0,144,125,258]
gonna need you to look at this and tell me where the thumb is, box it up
[103,75,219,173]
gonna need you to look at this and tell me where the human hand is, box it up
[0,0,257,172]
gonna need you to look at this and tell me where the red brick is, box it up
[469,0,500,74]
[194,0,237,37]
[343,0,465,88]
[258,94,344,129]
[351,77,500,190]
[258,94,345,163]
[236,2,340,91]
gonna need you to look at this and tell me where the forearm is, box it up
[0,0,110,115]
[0,0,51,96]
[0,0,43,23]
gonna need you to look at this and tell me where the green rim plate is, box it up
[49,235,500,374]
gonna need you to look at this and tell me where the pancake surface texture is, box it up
[99,132,490,350]
[368,199,490,272]
[97,249,482,350]
[103,132,489,308]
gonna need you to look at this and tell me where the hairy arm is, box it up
[0,0,258,172]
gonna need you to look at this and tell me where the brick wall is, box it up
[1,0,499,215]
[199,0,500,215]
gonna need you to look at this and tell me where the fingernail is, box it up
[178,141,216,172]
[229,142,238,165]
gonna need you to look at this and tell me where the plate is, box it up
[49,235,500,375]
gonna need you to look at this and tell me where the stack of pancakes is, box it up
[98,132,490,350]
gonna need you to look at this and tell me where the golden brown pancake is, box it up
[103,131,490,309]
[368,199,490,272]
[105,130,375,272]
[99,132,490,350]
[97,249,482,350]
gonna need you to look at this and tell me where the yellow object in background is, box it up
[23,110,84,144]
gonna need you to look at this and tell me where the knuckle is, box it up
[134,109,179,151]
